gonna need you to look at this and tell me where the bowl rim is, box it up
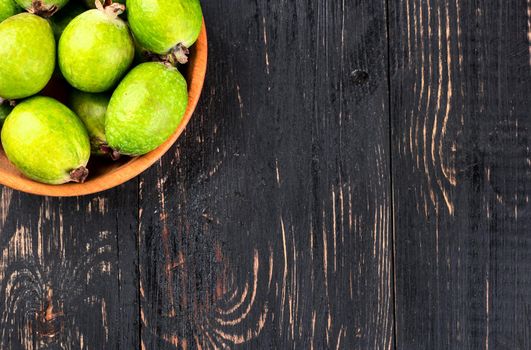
[0,21,208,197]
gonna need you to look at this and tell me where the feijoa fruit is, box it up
[127,0,203,64]
[69,90,109,155]
[58,1,134,92]
[0,0,20,22]
[0,13,55,100]
[1,96,91,184]
[105,62,188,156]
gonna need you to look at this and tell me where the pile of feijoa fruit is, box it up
[0,0,202,184]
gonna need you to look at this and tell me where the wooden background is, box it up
[0,0,529,348]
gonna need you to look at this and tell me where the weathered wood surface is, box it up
[0,184,139,349]
[389,0,530,349]
[139,0,393,348]
[0,0,529,349]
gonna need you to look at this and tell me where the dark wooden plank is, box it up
[0,183,139,349]
[139,0,393,349]
[389,0,531,348]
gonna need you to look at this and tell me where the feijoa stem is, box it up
[90,137,107,154]
[0,98,17,107]
[28,0,59,17]
[95,0,125,18]
[70,166,89,183]
[99,144,121,160]
[110,150,121,161]
[161,43,190,65]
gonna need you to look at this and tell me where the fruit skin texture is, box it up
[0,0,20,23]
[0,13,55,100]
[59,9,134,93]
[15,0,69,12]
[1,96,90,184]
[127,0,202,54]
[69,90,109,155]
[106,62,188,156]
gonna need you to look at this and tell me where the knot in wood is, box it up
[351,69,369,85]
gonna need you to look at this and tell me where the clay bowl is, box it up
[0,22,208,197]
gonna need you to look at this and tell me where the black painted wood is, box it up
[0,183,139,349]
[389,0,530,349]
[138,0,393,348]
[0,0,529,349]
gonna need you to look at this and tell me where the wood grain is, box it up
[0,183,139,349]
[0,0,529,348]
[389,0,530,348]
[138,0,393,348]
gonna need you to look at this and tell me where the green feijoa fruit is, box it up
[0,13,55,100]
[15,0,69,16]
[128,0,203,64]
[0,0,20,22]
[106,62,188,156]
[58,4,134,93]
[0,103,12,127]
[1,96,91,184]
[50,0,84,39]
[69,90,109,155]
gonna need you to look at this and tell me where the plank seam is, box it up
[384,0,398,349]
